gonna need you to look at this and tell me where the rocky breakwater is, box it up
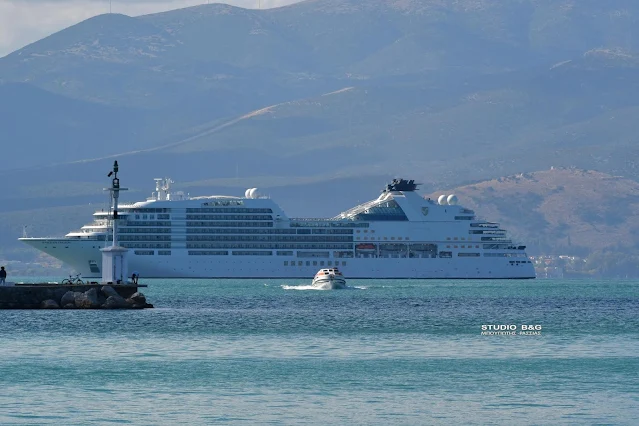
[0,284,153,309]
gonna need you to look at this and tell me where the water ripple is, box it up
[0,278,637,424]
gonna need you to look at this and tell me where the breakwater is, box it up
[0,284,153,309]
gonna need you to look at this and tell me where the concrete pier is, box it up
[0,283,153,309]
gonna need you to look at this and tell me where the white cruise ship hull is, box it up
[20,177,536,280]
[22,239,536,279]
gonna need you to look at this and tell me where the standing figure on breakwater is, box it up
[131,271,139,285]
[0,266,6,285]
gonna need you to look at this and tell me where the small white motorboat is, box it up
[312,268,347,289]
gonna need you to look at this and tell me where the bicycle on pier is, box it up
[61,273,85,285]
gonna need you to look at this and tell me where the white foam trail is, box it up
[281,284,329,291]
[281,284,366,291]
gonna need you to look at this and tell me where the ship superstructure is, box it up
[19,178,535,279]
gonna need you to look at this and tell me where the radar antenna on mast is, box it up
[105,160,128,247]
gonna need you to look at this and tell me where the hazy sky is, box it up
[0,0,301,58]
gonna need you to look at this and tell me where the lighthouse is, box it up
[100,161,130,284]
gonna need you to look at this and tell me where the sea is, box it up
[0,278,637,425]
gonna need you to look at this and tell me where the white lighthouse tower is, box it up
[100,160,130,284]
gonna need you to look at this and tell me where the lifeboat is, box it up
[356,243,376,251]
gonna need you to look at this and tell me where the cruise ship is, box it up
[20,178,535,279]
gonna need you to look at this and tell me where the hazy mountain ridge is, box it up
[2,0,639,256]
[5,0,639,103]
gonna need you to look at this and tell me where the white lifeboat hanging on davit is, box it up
[311,268,347,290]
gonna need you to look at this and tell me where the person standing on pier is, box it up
[0,266,6,285]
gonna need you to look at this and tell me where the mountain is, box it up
[2,0,639,259]
[430,168,639,255]
[0,82,155,168]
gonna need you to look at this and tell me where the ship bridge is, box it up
[336,178,421,221]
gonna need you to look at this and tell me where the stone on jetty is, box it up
[0,283,153,310]
[101,285,120,298]
[104,295,130,309]
[129,292,146,305]
[74,292,90,308]
[41,299,60,309]
[61,291,76,307]
[87,288,103,308]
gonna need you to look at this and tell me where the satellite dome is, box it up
[437,195,447,205]
[447,194,459,205]
[244,188,252,198]
[248,188,259,199]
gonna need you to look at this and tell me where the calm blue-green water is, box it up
[1,278,638,425]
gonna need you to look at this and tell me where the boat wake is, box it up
[281,284,366,291]
[281,284,327,291]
